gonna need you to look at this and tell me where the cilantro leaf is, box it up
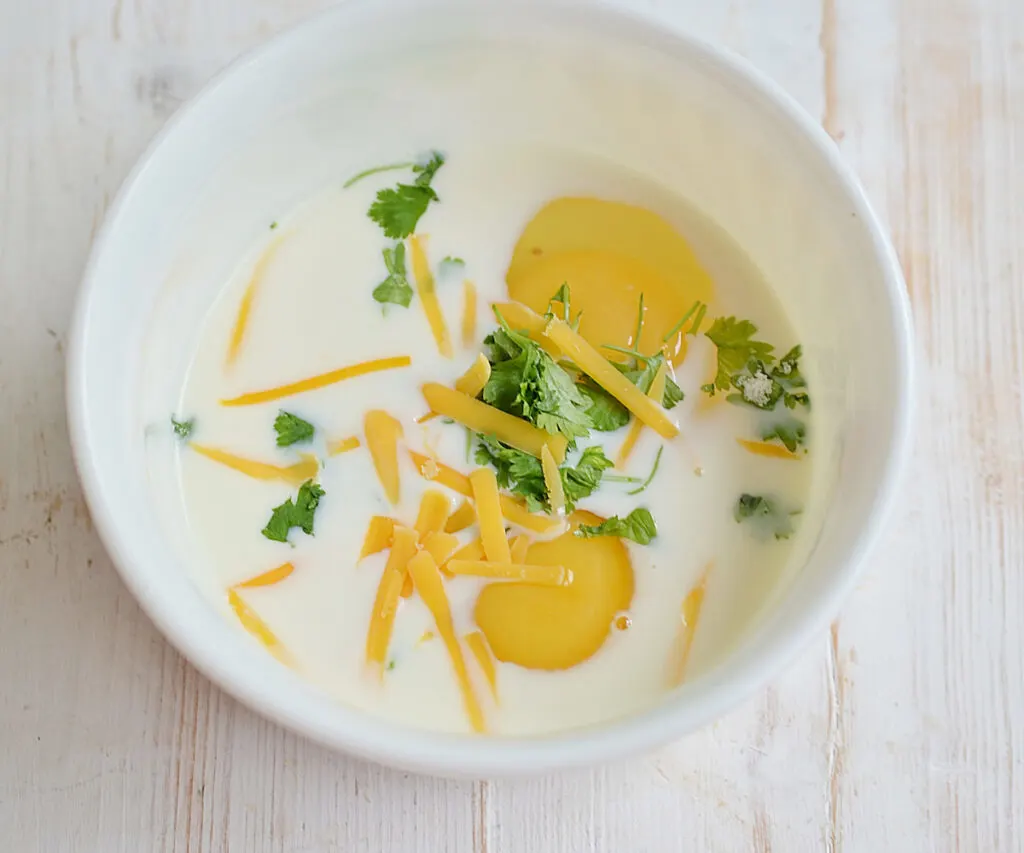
[734,493,795,540]
[575,507,657,545]
[482,321,594,443]
[476,438,612,512]
[773,345,810,409]
[704,317,776,393]
[620,355,684,409]
[372,242,414,307]
[261,481,325,543]
[577,383,631,431]
[274,411,315,447]
[171,417,194,439]
[759,414,806,452]
[367,152,445,239]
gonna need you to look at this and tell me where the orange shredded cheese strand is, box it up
[422,382,567,462]
[444,500,476,533]
[470,468,512,563]
[446,560,571,587]
[234,562,295,589]
[454,353,491,398]
[409,235,453,358]
[225,234,286,368]
[449,537,485,563]
[736,438,801,460]
[414,490,451,541]
[190,443,318,486]
[228,589,290,664]
[544,318,679,438]
[491,301,562,357]
[668,565,711,686]
[408,451,560,534]
[364,410,403,505]
[405,550,485,732]
[509,534,530,564]
[616,360,668,468]
[465,630,498,699]
[365,526,419,670]
[359,516,396,560]
[462,280,478,347]
[422,531,461,567]
[220,355,412,406]
[540,444,565,516]
[327,436,361,456]
[416,411,440,424]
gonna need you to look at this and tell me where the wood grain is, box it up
[0,0,1021,850]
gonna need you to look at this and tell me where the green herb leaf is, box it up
[440,256,465,275]
[703,316,776,393]
[759,414,806,452]
[482,320,594,443]
[575,507,657,545]
[171,417,194,439]
[627,446,664,496]
[261,480,326,543]
[269,221,278,230]
[274,411,315,447]
[733,493,795,540]
[367,152,445,239]
[476,438,612,513]
[372,242,414,307]
[619,356,683,410]
[577,383,631,431]
[663,300,706,342]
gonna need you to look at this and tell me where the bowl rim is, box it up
[66,0,914,776]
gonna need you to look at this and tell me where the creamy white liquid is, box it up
[163,146,812,735]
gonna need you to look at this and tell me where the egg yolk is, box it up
[506,196,715,363]
[473,512,634,670]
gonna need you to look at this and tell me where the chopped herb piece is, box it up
[372,242,414,308]
[631,293,646,354]
[577,383,631,431]
[773,345,810,409]
[575,507,657,545]
[367,152,445,239]
[171,417,194,439]
[261,480,326,543]
[476,437,612,513]
[663,300,706,342]
[441,256,465,268]
[759,415,807,452]
[269,221,278,230]
[343,161,416,189]
[703,316,775,394]
[546,283,572,323]
[482,316,594,443]
[274,411,315,447]
[386,659,397,671]
[627,446,664,496]
[734,493,796,540]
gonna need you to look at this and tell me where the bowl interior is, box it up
[69,0,910,774]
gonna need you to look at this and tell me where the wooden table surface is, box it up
[2,0,1021,850]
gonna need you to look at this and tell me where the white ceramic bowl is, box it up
[67,0,912,775]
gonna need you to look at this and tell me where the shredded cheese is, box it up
[736,438,800,460]
[408,451,561,534]
[220,355,412,406]
[365,526,419,671]
[413,490,451,540]
[359,516,396,560]
[327,436,361,456]
[234,562,295,589]
[228,589,291,665]
[469,468,512,563]
[465,630,498,699]
[225,233,287,368]
[540,444,566,515]
[508,534,531,564]
[190,443,318,486]
[409,235,453,358]
[446,560,572,587]
[364,410,403,505]
[491,301,562,357]
[422,531,461,567]
[454,353,491,398]
[421,382,568,462]
[667,564,711,687]
[543,318,679,438]
[444,500,476,534]
[405,550,485,733]
[462,280,477,347]
[616,359,668,468]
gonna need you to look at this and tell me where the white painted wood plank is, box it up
[0,0,1021,850]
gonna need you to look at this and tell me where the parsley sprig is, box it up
[367,152,445,239]
[372,242,414,308]
[262,481,325,543]
[274,411,315,447]
[575,508,657,545]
